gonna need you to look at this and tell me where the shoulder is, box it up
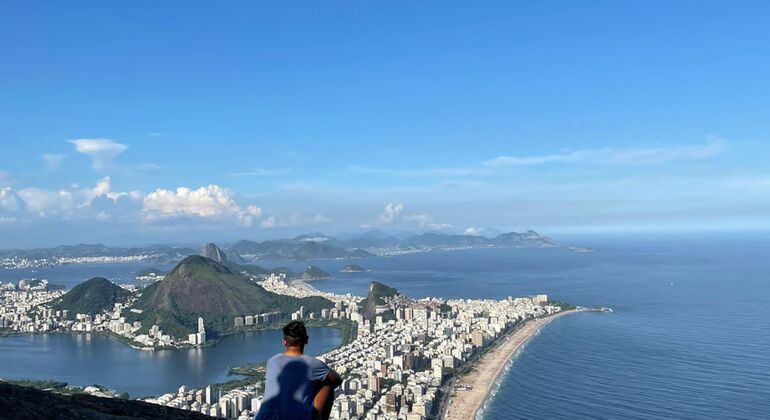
[302,355,330,370]
[267,353,285,365]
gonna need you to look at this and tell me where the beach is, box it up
[445,309,584,420]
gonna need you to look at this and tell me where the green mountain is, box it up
[360,281,399,318]
[301,265,332,280]
[129,256,333,339]
[230,239,373,261]
[53,277,131,316]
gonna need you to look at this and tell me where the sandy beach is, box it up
[445,309,584,420]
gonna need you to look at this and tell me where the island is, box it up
[339,264,366,273]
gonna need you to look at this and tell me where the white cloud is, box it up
[260,213,331,228]
[373,202,451,231]
[69,138,128,169]
[0,216,16,224]
[81,177,112,202]
[464,227,483,236]
[42,154,66,170]
[143,185,262,226]
[484,139,727,167]
[17,188,74,216]
[0,188,26,212]
[0,170,10,186]
[11,177,144,219]
[377,203,404,224]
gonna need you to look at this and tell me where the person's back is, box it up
[255,321,341,420]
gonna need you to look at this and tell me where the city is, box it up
[0,272,564,419]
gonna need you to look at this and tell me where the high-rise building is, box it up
[197,317,206,344]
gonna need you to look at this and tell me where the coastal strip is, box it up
[445,309,588,420]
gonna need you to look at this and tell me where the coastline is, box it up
[445,308,589,420]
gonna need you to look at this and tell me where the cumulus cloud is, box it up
[4,177,145,220]
[464,227,484,236]
[42,154,66,170]
[0,188,26,213]
[373,202,451,231]
[69,138,128,169]
[484,139,727,167]
[143,185,262,226]
[16,188,74,216]
[377,203,404,224]
[260,213,332,228]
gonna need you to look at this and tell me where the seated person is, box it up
[255,321,341,420]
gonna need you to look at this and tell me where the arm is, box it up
[312,370,341,420]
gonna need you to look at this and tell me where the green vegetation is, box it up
[127,256,334,339]
[2,379,88,395]
[360,281,399,319]
[301,265,331,280]
[53,277,130,316]
[340,264,365,273]
[550,300,576,310]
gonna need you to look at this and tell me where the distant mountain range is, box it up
[0,230,561,265]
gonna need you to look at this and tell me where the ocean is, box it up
[2,234,768,417]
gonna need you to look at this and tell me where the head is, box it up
[282,320,309,351]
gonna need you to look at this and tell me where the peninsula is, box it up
[444,308,595,419]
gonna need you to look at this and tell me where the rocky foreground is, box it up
[0,382,210,419]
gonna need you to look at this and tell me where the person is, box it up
[255,321,342,420]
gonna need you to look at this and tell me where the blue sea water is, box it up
[298,234,770,419]
[2,234,769,417]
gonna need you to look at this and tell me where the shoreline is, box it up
[445,308,591,420]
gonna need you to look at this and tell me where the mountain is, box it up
[360,281,399,318]
[328,230,559,251]
[0,243,197,262]
[53,277,131,316]
[0,382,210,419]
[231,239,370,261]
[402,233,492,247]
[349,248,375,258]
[130,256,333,338]
[201,243,228,262]
[301,266,332,280]
[492,230,559,247]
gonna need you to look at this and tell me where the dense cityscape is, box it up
[0,271,562,419]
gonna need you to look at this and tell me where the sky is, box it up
[1,1,770,248]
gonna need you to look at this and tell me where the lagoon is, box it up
[0,327,340,398]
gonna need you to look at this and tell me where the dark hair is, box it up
[283,321,308,347]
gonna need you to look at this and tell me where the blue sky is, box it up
[1,1,769,247]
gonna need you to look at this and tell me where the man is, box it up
[255,321,342,420]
